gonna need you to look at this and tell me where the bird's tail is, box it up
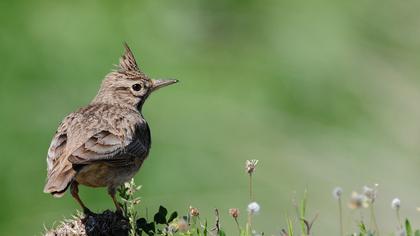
[43,160,76,198]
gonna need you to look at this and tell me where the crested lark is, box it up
[43,43,177,214]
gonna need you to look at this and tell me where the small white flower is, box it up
[392,198,401,210]
[332,187,343,199]
[247,202,260,214]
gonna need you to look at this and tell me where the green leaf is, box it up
[168,211,178,223]
[406,219,413,236]
[136,218,156,236]
[414,230,420,236]
[158,205,168,217]
[146,222,155,236]
[204,220,208,236]
[219,230,226,236]
[153,206,169,224]
[154,213,166,225]
[137,218,147,228]
[286,216,294,236]
[153,212,166,225]
[359,221,367,234]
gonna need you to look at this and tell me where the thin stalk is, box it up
[370,204,380,236]
[247,173,253,235]
[234,218,241,235]
[249,173,253,201]
[300,190,307,236]
[246,213,251,236]
[192,216,198,228]
[338,197,343,236]
[396,208,402,228]
[247,212,252,230]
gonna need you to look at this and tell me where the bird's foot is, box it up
[115,208,124,217]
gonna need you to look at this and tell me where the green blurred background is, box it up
[2,0,420,235]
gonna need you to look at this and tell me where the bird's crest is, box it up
[118,43,140,72]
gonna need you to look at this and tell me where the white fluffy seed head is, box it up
[391,198,401,210]
[363,185,377,203]
[332,187,343,199]
[247,202,261,214]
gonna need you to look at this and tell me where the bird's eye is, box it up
[132,83,142,91]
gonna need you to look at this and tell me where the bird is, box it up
[43,43,178,214]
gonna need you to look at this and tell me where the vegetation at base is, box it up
[46,161,420,236]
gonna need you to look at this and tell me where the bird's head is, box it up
[93,43,178,111]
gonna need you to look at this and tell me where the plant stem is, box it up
[247,213,252,228]
[338,197,343,236]
[234,218,241,235]
[370,204,380,236]
[248,173,253,235]
[249,173,253,201]
[300,190,307,236]
[246,223,250,236]
[396,208,402,228]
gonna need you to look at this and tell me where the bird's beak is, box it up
[151,79,178,92]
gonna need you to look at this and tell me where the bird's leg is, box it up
[108,187,123,215]
[70,181,93,215]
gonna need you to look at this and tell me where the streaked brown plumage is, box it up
[43,43,177,214]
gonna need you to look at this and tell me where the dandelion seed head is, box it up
[363,185,377,203]
[246,159,259,174]
[247,202,260,214]
[332,187,343,199]
[392,198,401,210]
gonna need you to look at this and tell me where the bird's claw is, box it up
[116,208,124,217]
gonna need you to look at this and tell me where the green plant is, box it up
[118,178,142,236]
[46,161,420,236]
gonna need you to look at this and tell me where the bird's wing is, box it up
[65,109,150,166]
[45,113,81,194]
[45,105,149,194]
[46,113,80,174]
[68,126,150,166]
